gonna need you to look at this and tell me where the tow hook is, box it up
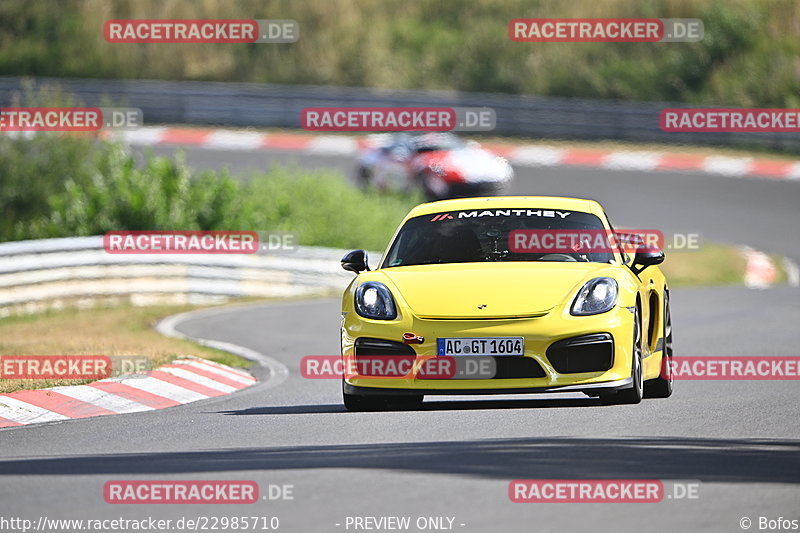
[402,332,424,344]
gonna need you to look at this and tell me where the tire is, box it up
[418,171,450,201]
[356,166,372,189]
[604,306,644,405]
[491,181,511,197]
[343,386,423,412]
[644,291,674,398]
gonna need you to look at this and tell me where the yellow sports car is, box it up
[340,196,673,410]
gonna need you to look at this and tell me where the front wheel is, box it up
[603,306,644,405]
[644,291,674,398]
[356,166,372,189]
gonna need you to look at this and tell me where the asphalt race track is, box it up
[1,145,799,533]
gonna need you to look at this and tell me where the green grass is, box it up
[660,243,746,287]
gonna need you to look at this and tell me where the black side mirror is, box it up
[631,245,665,275]
[341,249,370,273]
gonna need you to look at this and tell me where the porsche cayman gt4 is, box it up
[340,196,673,411]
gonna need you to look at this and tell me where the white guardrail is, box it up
[3,76,799,150]
[0,236,368,316]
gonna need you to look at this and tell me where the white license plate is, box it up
[437,337,524,356]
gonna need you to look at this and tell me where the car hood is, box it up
[377,262,614,319]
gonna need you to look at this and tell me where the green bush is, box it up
[0,134,97,240]
[1,134,421,251]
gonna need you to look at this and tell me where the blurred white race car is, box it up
[356,133,514,200]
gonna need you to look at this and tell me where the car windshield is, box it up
[382,208,615,267]
[411,133,465,153]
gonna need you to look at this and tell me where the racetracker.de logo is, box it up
[104,231,259,254]
[104,481,258,504]
[0,355,152,380]
[301,355,496,380]
[509,229,664,254]
[0,107,142,131]
[0,356,112,380]
[301,107,496,132]
[509,480,664,503]
[103,19,299,44]
[510,18,662,42]
[509,18,703,43]
[508,18,704,43]
[302,107,454,132]
[660,109,800,132]
[662,356,800,380]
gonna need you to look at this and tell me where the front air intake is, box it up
[546,333,614,374]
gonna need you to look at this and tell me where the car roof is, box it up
[406,196,606,219]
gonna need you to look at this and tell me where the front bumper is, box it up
[341,304,635,394]
[344,377,632,396]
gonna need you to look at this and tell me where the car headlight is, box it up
[355,282,397,320]
[571,277,618,316]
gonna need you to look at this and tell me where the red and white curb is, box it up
[0,357,255,428]
[108,126,800,181]
[738,247,800,289]
[740,247,780,289]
